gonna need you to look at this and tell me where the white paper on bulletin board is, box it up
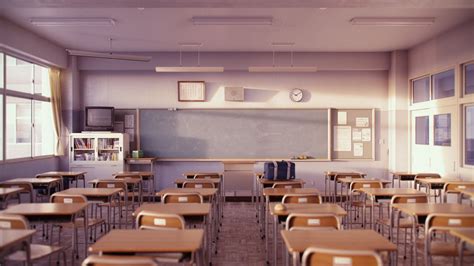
[125,115,135,129]
[362,128,371,142]
[334,126,352,151]
[337,112,347,125]
[353,143,364,156]
[125,128,135,142]
[352,128,362,141]
[356,117,369,127]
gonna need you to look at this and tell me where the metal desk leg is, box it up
[274,215,278,265]
[292,251,299,266]
[265,195,269,264]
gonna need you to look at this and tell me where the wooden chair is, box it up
[113,175,142,206]
[272,182,303,189]
[0,214,67,265]
[50,193,106,253]
[443,182,474,203]
[285,213,341,231]
[301,247,382,266]
[82,255,158,266]
[423,213,474,266]
[96,180,127,229]
[0,182,34,203]
[183,181,215,189]
[162,192,203,204]
[282,193,322,204]
[333,173,363,202]
[414,173,441,198]
[347,181,382,228]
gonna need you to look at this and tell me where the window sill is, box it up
[1,155,57,164]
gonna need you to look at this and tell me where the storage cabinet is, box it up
[69,133,130,183]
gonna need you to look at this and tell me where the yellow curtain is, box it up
[49,68,64,155]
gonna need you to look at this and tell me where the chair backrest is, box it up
[135,211,185,230]
[162,192,203,203]
[415,173,441,179]
[50,193,87,204]
[114,173,141,179]
[82,255,158,266]
[285,213,341,231]
[193,173,221,179]
[349,181,382,192]
[301,247,382,266]
[0,182,34,202]
[425,213,474,234]
[0,214,29,229]
[96,180,127,190]
[334,173,363,180]
[272,182,303,189]
[183,181,215,189]
[282,193,322,204]
[391,194,428,204]
[443,182,474,193]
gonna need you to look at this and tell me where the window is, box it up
[415,116,429,145]
[412,77,430,103]
[466,105,474,166]
[465,63,474,95]
[0,53,4,88]
[432,69,455,99]
[0,53,55,160]
[434,114,451,146]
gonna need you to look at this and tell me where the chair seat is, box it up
[377,218,414,228]
[416,240,471,257]
[7,244,64,261]
[350,201,379,208]
[58,217,105,228]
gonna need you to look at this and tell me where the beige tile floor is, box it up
[2,201,473,265]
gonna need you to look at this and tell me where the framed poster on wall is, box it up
[178,81,205,102]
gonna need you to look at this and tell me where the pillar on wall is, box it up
[388,50,409,172]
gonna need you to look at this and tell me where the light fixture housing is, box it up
[155,67,224,73]
[67,49,151,62]
[30,17,116,27]
[248,66,318,73]
[350,17,435,26]
[192,16,273,25]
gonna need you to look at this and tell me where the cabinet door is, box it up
[97,136,122,162]
[71,136,96,162]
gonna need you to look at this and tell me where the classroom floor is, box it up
[8,202,474,266]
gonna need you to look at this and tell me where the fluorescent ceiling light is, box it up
[192,16,273,25]
[248,66,318,73]
[350,17,435,26]
[30,17,116,27]
[155,67,224,73]
[67,50,151,62]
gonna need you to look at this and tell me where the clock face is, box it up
[290,88,303,102]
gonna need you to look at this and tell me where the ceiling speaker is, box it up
[225,87,244,102]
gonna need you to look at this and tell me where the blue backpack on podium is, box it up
[264,161,296,180]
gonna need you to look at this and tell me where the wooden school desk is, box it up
[456,187,474,203]
[324,171,366,202]
[359,188,426,229]
[392,203,474,266]
[36,171,86,189]
[2,178,61,201]
[115,171,155,202]
[89,178,143,205]
[89,229,205,265]
[281,229,397,266]
[338,178,391,203]
[3,203,88,261]
[269,203,347,265]
[60,188,123,230]
[449,228,474,264]
[391,172,417,188]
[415,178,462,202]
[0,187,24,209]
[0,229,35,265]
[262,187,319,263]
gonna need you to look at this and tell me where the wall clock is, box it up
[289,88,304,102]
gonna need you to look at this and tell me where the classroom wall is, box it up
[78,52,390,190]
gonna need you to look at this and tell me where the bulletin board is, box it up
[331,108,375,160]
[114,109,138,151]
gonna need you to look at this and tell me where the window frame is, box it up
[463,61,474,97]
[0,51,55,163]
[411,75,431,104]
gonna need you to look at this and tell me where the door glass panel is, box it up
[415,116,429,145]
[466,106,474,165]
[434,114,451,146]
[432,69,455,99]
[465,63,474,95]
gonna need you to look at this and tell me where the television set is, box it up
[85,106,115,131]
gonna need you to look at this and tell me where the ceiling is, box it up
[1,1,473,52]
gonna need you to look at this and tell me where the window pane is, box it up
[0,97,3,160]
[434,114,451,146]
[466,106,474,165]
[33,65,51,97]
[465,63,474,95]
[415,116,429,145]
[34,100,55,156]
[432,69,455,99]
[0,53,4,89]
[412,77,430,103]
[6,97,32,159]
[6,56,33,94]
